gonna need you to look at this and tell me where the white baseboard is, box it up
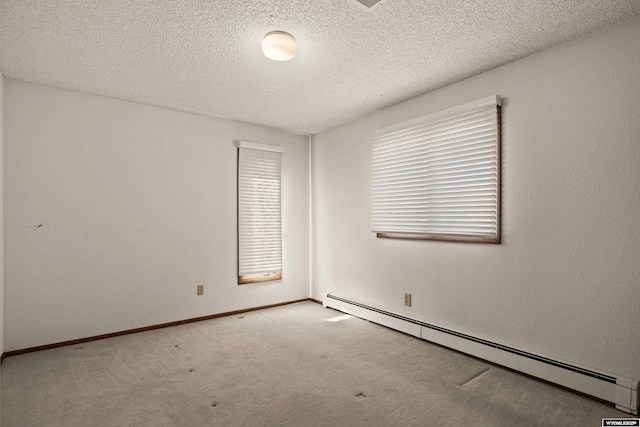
[324,293,638,415]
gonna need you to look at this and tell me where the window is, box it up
[372,96,501,243]
[237,141,284,284]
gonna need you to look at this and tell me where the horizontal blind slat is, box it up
[373,157,496,177]
[373,140,496,166]
[373,115,496,155]
[372,102,499,238]
[373,124,496,158]
[374,109,495,147]
[238,147,283,276]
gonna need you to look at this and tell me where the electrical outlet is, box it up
[197,285,204,296]
[404,293,412,307]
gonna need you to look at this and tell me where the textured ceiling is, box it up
[2,1,640,134]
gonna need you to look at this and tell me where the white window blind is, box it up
[237,141,284,283]
[372,96,501,243]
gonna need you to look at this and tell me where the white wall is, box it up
[4,80,309,351]
[312,17,640,381]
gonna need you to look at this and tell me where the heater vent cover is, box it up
[349,0,386,10]
[323,293,639,415]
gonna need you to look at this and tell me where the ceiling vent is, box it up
[348,0,387,10]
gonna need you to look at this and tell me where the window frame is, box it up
[372,96,502,244]
[236,141,284,285]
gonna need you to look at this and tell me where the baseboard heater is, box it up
[323,293,638,415]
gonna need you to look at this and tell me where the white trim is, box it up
[324,293,639,415]
[308,134,314,299]
[373,95,501,138]
[236,140,284,153]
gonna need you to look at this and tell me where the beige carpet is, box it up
[0,301,627,426]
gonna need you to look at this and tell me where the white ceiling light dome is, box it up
[262,31,297,61]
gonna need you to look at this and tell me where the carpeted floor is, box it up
[0,301,628,426]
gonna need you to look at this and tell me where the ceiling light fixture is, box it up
[262,31,297,61]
